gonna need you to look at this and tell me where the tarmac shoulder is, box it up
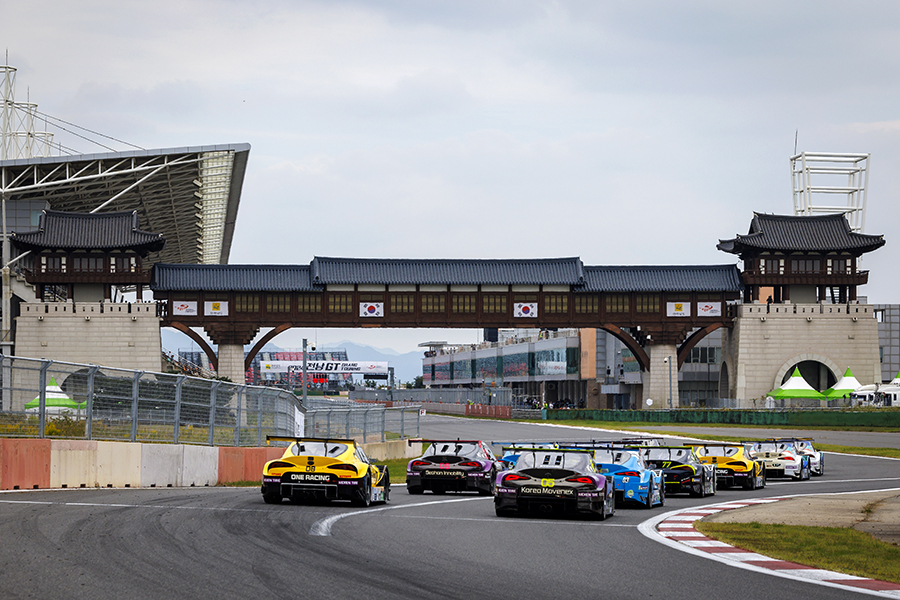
[702,490,900,546]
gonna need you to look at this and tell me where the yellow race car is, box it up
[262,436,390,506]
[690,443,766,490]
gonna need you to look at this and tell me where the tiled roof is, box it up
[151,264,313,292]
[151,259,742,293]
[581,265,742,293]
[309,257,585,285]
[717,213,885,255]
[11,210,165,255]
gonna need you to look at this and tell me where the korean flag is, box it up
[359,302,384,317]
[514,303,538,318]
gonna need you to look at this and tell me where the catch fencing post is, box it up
[234,387,244,446]
[130,371,143,442]
[37,360,50,438]
[84,364,99,440]
[256,389,264,447]
[208,381,221,446]
[173,375,185,444]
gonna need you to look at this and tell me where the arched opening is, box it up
[781,360,836,391]
[718,361,730,398]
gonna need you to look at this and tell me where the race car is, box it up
[689,443,766,490]
[745,439,811,480]
[494,449,615,519]
[783,438,825,476]
[641,446,717,497]
[590,447,665,508]
[407,439,503,495]
[261,436,390,506]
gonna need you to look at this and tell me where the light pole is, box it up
[302,338,308,406]
[665,356,673,409]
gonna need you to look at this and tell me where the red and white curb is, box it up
[639,497,900,598]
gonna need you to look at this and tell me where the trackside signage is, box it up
[260,361,389,374]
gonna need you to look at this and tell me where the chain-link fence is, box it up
[0,355,419,445]
[304,405,421,442]
[351,387,514,406]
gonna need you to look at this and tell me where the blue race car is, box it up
[498,442,558,470]
[591,447,665,508]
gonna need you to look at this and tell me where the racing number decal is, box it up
[306,466,315,472]
[540,478,555,488]
[661,461,672,469]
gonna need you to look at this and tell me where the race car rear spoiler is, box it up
[266,435,357,446]
[409,438,484,446]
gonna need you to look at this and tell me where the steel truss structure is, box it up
[791,151,870,233]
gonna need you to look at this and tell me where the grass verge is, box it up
[693,521,900,584]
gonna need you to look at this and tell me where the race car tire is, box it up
[495,507,515,518]
[659,484,665,507]
[815,457,824,477]
[380,468,391,504]
[803,460,811,480]
[352,475,372,507]
[407,485,424,495]
[745,472,756,491]
[262,492,282,504]
[478,468,496,496]
[644,488,653,509]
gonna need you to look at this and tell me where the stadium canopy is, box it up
[0,143,250,266]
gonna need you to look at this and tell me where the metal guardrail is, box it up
[0,354,419,445]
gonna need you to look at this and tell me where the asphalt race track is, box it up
[1,415,898,600]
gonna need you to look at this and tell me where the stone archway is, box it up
[773,353,841,392]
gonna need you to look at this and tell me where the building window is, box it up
[544,294,568,314]
[328,293,353,313]
[635,294,659,313]
[828,258,850,275]
[71,256,104,273]
[110,256,136,273]
[422,294,446,313]
[605,293,629,313]
[791,259,821,274]
[266,293,291,313]
[390,293,415,313]
[297,293,322,313]
[41,255,65,273]
[483,294,507,314]
[452,293,476,313]
[574,295,599,313]
[236,293,259,313]
[761,258,783,275]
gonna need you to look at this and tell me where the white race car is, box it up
[745,440,811,481]
[786,438,825,476]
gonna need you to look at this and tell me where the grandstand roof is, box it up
[0,143,250,266]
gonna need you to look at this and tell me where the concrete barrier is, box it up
[97,441,141,488]
[182,445,219,487]
[50,440,98,489]
[362,438,422,461]
[141,444,184,488]
[1,439,51,490]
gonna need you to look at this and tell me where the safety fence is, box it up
[543,407,900,427]
[351,387,515,406]
[0,355,419,445]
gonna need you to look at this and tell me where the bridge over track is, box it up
[151,258,742,406]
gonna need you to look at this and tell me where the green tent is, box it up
[767,367,825,400]
[24,377,87,413]
[823,367,862,399]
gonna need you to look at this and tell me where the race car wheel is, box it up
[495,507,515,518]
[352,475,372,507]
[803,460,811,480]
[816,457,824,476]
[745,472,756,491]
[479,468,496,496]
[262,492,282,504]
[644,488,653,509]
[407,485,424,495]
[659,484,665,507]
[381,468,391,504]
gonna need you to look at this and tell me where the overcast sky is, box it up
[3,1,900,358]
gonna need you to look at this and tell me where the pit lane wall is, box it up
[0,438,418,490]
[542,408,900,427]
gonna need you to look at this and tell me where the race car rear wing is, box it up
[266,435,358,446]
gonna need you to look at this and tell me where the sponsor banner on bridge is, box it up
[359,302,384,317]
[259,361,390,374]
[204,301,229,316]
[666,302,690,317]
[513,303,538,318]
[697,301,722,317]
[172,301,198,316]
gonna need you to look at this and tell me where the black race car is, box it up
[641,446,717,497]
[494,449,615,519]
[406,439,502,495]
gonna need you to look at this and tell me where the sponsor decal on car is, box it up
[520,486,576,497]
[424,469,465,478]
[577,491,601,498]
[263,477,280,484]
[288,473,335,483]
